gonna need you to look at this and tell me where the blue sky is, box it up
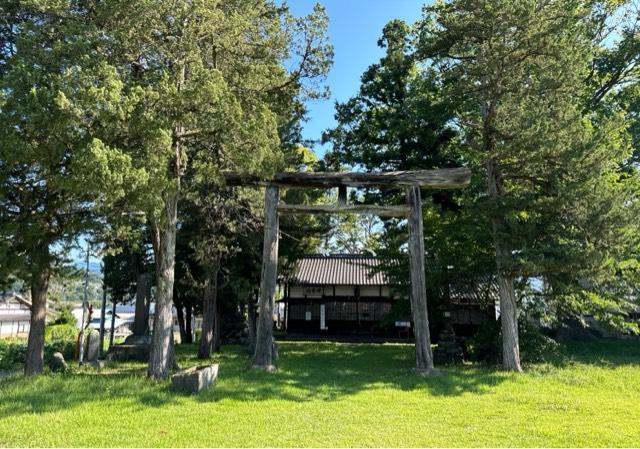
[287,0,426,156]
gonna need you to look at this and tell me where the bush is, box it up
[45,339,76,362]
[467,318,560,364]
[519,320,561,363]
[45,323,78,342]
[467,320,501,364]
[51,305,77,326]
[0,322,78,370]
[0,339,28,370]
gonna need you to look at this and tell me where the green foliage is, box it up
[51,306,77,327]
[468,319,561,364]
[103,226,152,305]
[0,339,25,370]
[0,337,75,371]
[0,2,104,285]
[44,324,78,343]
[416,0,640,326]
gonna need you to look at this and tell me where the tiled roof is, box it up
[447,275,499,305]
[0,292,32,309]
[284,255,399,286]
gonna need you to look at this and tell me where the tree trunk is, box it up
[24,261,50,376]
[497,267,521,370]
[148,192,179,379]
[109,299,116,348]
[213,298,221,353]
[99,283,107,358]
[176,304,187,344]
[247,295,257,352]
[185,305,193,344]
[133,273,151,335]
[144,288,151,335]
[406,186,436,374]
[252,185,279,369]
[487,159,522,372]
[198,264,219,359]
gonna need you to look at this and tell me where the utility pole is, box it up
[78,241,91,364]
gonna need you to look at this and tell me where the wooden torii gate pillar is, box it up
[224,168,471,374]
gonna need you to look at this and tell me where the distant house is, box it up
[72,302,186,338]
[280,255,401,336]
[0,292,32,337]
[279,254,497,338]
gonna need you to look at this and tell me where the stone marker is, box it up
[85,329,101,362]
[171,364,219,394]
[123,334,151,346]
[107,334,151,362]
[106,344,150,362]
[49,352,67,373]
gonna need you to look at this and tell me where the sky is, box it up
[286,0,426,156]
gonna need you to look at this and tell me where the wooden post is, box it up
[252,184,279,370]
[406,186,436,374]
[337,186,347,206]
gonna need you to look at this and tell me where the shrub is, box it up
[0,322,78,370]
[467,320,501,364]
[45,323,78,342]
[467,318,560,364]
[0,339,27,370]
[45,339,76,362]
[519,320,561,363]
[51,305,77,326]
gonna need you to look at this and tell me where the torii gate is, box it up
[224,168,471,374]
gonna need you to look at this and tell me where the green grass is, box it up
[1,340,639,447]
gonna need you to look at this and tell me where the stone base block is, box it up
[106,344,150,362]
[171,364,219,394]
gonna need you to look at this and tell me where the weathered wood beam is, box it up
[223,168,471,189]
[406,185,436,375]
[278,204,409,217]
[337,186,347,206]
[252,185,279,371]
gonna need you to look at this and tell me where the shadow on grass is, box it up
[0,339,637,418]
[193,342,510,404]
[560,339,640,366]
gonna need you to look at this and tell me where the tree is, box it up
[417,0,640,370]
[0,2,106,375]
[323,17,466,283]
[323,19,467,357]
[325,19,459,175]
[67,1,332,377]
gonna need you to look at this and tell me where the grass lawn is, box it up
[0,340,639,447]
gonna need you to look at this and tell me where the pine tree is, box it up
[417,0,640,369]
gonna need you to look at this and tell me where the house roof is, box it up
[0,292,32,309]
[447,275,499,305]
[283,255,399,286]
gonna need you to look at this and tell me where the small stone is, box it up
[252,364,277,373]
[413,367,441,377]
[123,334,151,346]
[49,352,67,373]
[171,364,219,393]
[90,360,106,370]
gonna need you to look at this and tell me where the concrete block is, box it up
[171,364,219,393]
